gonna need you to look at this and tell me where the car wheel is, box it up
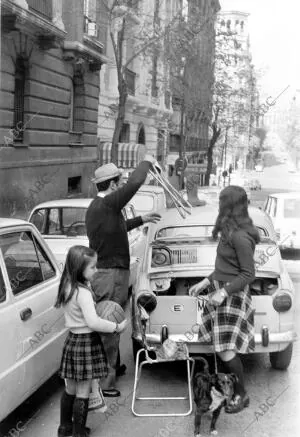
[269,343,293,370]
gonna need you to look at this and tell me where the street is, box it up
[0,164,299,437]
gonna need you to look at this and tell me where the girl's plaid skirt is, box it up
[198,281,255,354]
[60,331,108,381]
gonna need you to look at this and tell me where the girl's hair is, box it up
[212,185,260,244]
[54,245,96,308]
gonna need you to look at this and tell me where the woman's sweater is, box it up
[209,229,256,295]
[63,285,116,334]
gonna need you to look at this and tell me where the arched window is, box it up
[13,56,26,142]
[137,124,145,144]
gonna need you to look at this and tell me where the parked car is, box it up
[0,218,66,422]
[131,205,296,370]
[129,185,167,216]
[264,192,300,249]
[28,199,144,289]
[249,179,262,191]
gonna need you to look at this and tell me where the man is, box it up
[86,155,161,397]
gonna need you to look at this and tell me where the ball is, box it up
[95,300,125,324]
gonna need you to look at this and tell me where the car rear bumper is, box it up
[137,329,297,354]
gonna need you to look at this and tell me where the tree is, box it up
[98,0,181,163]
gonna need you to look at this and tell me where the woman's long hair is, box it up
[212,185,260,244]
[54,245,96,308]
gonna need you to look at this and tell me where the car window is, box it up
[0,231,56,295]
[30,209,47,233]
[284,199,300,218]
[130,194,154,213]
[156,225,267,240]
[48,208,61,235]
[62,208,87,236]
[269,198,277,217]
[156,226,214,239]
[0,268,6,303]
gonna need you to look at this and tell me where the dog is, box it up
[193,357,237,436]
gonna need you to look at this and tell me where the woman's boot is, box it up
[72,398,89,437]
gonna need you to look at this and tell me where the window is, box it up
[68,176,82,195]
[62,208,87,236]
[151,55,158,98]
[0,231,55,295]
[0,268,6,303]
[31,209,47,233]
[71,75,84,133]
[13,57,26,142]
[269,198,277,218]
[156,226,215,240]
[84,0,97,36]
[131,193,155,214]
[31,207,88,237]
[119,123,130,142]
[47,208,61,235]
[284,199,300,218]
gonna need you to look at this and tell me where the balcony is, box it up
[125,68,136,96]
[27,0,52,20]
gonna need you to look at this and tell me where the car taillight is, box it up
[151,248,171,267]
[272,292,292,312]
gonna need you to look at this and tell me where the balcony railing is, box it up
[125,68,136,96]
[27,0,52,20]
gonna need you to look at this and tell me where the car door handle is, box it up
[20,307,32,321]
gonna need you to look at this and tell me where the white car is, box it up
[0,218,66,421]
[129,185,167,216]
[132,205,296,370]
[264,192,300,249]
[28,199,144,289]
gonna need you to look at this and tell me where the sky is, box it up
[220,0,300,107]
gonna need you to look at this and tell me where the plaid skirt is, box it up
[60,331,108,381]
[198,281,255,354]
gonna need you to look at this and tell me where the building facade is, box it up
[0,0,107,218]
[168,0,221,187]
[215,9,254,171]
[97,0,175,169]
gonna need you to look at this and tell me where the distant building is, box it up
[0,0,108,217]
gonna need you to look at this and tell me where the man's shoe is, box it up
[102,389,121,397]
[116,364,127,377]
[225,394,250,414]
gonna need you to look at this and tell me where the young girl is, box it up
[55,246,127,437]
[190,185,260,414]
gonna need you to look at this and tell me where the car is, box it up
[264,192,300,250]
[28,199,144,289]
[181,189,211,204]
[131,205,296,370]
[0,218,66,422]
[249,179,262,191]
[129,185,167,216]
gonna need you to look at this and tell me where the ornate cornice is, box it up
[63,41,110,72]
[1,0,66,48]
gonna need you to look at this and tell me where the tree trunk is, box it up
[204,124,221,186]
[111,77,128,164]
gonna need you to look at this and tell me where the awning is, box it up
[97,142,146,168]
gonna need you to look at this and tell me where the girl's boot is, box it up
[72,398,89,437]
[57,391,75,437]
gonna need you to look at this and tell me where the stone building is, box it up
[96,0,175,169]
[168,0,221,187]
[0,0,108,218]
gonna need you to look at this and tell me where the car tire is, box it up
[269,343,293,370]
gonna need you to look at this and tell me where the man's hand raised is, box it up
[141,213,162,224]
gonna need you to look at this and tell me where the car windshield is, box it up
[155,225,268,240]
[284,199,300,218]
[130,194,154,213]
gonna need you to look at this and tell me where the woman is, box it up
[190,185,260,414]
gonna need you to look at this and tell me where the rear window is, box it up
[156,226,267,240]
[284,199,300,218]
[130,194,154,213]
